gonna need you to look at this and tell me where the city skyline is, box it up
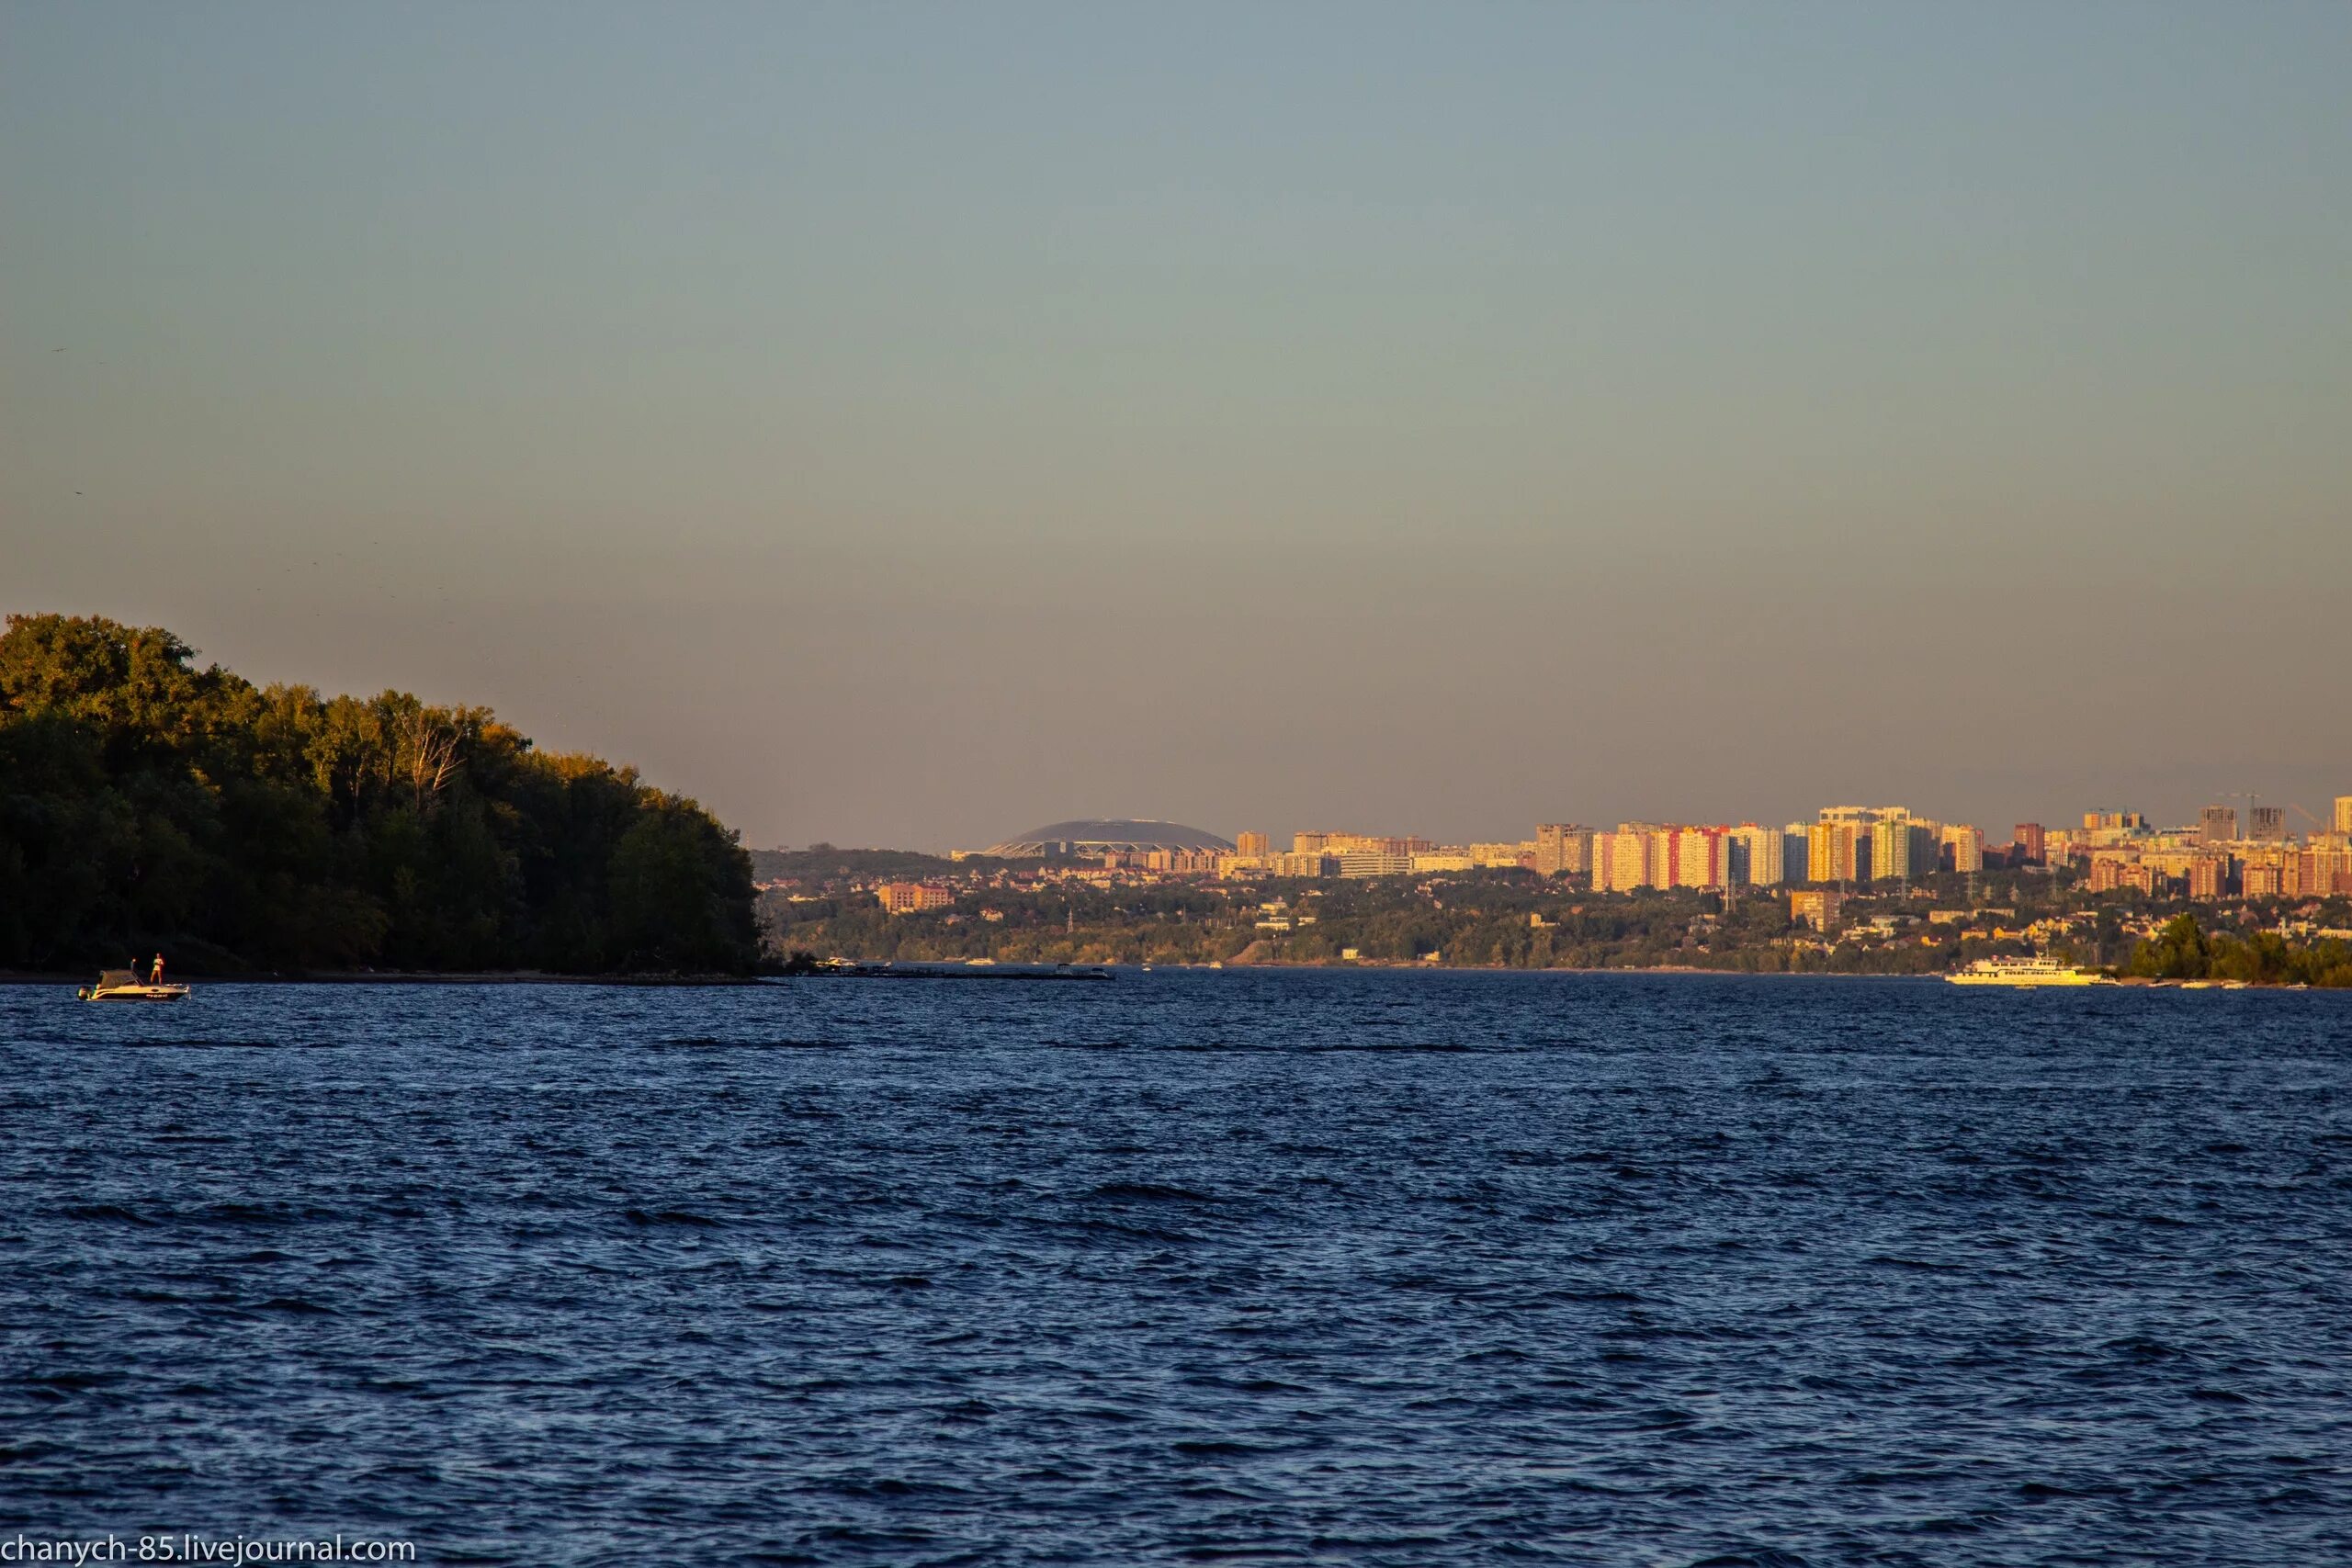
[813,792,2352,861]
[831,794,2352,906]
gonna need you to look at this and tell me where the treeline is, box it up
[2130,915,2352,987]
[767,879,2352,982]
[760,882,1955,974]
[0,614,757,975]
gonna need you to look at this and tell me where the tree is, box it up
[0,613,758,975]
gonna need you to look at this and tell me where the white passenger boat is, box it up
[78,968,192,1002]
[1945,956,2111,987]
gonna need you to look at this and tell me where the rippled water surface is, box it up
[6,972,2350,1564]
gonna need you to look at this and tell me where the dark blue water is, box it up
[5,972,2349,1565]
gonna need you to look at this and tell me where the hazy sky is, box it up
[6,3,2346,850]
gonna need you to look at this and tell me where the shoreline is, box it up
[0,970,766,987]
[8,964,2336,989]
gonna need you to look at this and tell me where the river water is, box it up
[4,972,2348,1564]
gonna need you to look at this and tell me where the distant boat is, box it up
[79,968,191,1002]
[1946,956,2111,987]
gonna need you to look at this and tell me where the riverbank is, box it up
[0,970,766,987]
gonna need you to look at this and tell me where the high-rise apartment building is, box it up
[1808,820,1871,885]
[2188,855,2231,900]
[1872,819,1938,883]
[1235,831,1271,857]
[1784,825,1812,884]
[2197,807,2237,846]
[1659,827,1724,890]
[2336,796,2352,834]
[2013,823,2045,864]
[1727,824,1785,887]
[2249,806,2286,843]
[1590,826,1658,893]
[1942,824,1984,874]
[1533,823,1594,877]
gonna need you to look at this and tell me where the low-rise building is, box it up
[1790,889,1843,931]
[1339,852,1413,879]
[1265,852,1336,878]
[876,882,954,915]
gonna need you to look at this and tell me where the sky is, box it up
[6,2,2347,851]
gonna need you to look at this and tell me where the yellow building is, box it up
[1411,851,1476,873]
[1590,826,1659,893]
[1790,889,1843,931]
[1296,831,1427,857]
[1533,824,1593,876]
[1726,824,1785,887]
[1235,831,1271,857]
[1942,824,1984,874]
[1808,821,1868,884]
[1339,852,1413,879]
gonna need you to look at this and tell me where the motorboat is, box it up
[79,968,191,1002]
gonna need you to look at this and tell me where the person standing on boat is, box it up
[151,953,164,986]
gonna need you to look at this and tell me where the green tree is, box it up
[0,613,758,975]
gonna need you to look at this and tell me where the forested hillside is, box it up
[0,614,757,974]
